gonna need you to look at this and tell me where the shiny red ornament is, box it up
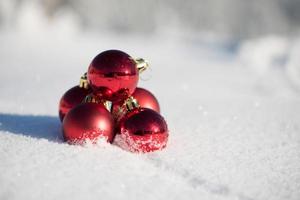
[58,86,92,122]
[62,103,115,144]
[114,108,168,153]
[132,87,160,113]
[87,50,138,102]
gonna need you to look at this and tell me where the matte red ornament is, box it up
[87,50,138,102]
[58,86,92,122]
[62,103,115,144]
[114,108,168,153]
[132,87,160,113]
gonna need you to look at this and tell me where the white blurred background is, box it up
[1,0,300,37]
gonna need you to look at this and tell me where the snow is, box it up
[1,12,300,200]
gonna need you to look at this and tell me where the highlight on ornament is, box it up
[58,49,169,153]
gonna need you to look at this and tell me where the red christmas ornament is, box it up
[114,108,168,153]
[62,102,114,144]
[132,87,160,113]
[58,86,92,122]
[87,50,139,102]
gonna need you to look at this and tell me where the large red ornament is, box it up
[114,108,168,153]
[62,103,115,144]
[58,86,92,122]
[87,50,138,102]
[132,87,160,113]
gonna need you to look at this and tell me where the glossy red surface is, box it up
[117,108,168,153]
[87,50,138,102]
[58,86,92,122]
[132,87,160,113]
[62,103,115,144]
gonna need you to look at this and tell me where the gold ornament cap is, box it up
[114,96,140,120]
[79,72,89,89]
[135,58,149,74]
[124,96,140,111]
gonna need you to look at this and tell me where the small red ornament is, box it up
[58,86,92,122]
[62,102,114,144]
[114,107,168,153]
[87,50,139,102]
[132,87,160,113]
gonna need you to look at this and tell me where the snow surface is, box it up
[0,18,300,200]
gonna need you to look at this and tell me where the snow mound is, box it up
[0,27,300,200]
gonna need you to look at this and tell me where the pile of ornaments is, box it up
[58,50,169,153]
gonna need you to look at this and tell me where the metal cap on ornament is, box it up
[134,58,149,74]
[113,96,140,120]
[79,72,89,89]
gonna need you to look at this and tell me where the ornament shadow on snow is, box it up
[0,113,62,142]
